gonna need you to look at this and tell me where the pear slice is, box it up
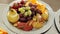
[32,22,44,29]
[7,9,19,23]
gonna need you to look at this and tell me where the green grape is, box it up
[18,8,25,14]
[22,7,25,10]
[24,12,28,16]
[27,10,32,16]
[25,7,30,10]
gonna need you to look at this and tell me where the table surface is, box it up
[0,0,60,34]
[42,0,60,11]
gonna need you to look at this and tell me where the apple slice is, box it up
[7,9,19,23]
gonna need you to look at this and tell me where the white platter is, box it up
[0,4,16,34]
[55,9,60,32]
[2,0,54,34]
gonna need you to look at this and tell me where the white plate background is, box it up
[55,9,60,32]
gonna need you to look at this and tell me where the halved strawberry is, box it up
[23,25,33,31]
[17,21,33,31]
[17,22,26,29]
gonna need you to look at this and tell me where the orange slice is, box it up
[25,0,37,6]
[28,0,37,4]
[36,2,46,13]
[0,28,8,34]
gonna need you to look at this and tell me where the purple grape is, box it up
[32,4,37,8]
[19,14,24,18]
[19,17,27,22]
[29,3,37,8]
[20,0,26,4]
[29,3,33,7]
[17,11,20,14]
[36,9,42,14]
[27,16,32,21]
[30,6,35,11]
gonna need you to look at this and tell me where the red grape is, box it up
[18,3,23,7]
[29,3,33,7]
[20,0,25,4]
[29,3,37,8]
[12,3,18,9]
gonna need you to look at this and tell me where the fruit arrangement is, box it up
[7,0,48,31]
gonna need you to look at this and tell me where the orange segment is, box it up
[27,0,37,4]
[0,28,8,34]
[36,3,46,13]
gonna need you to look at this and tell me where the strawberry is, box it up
[17,22,26,29]
[23,25,33,31]
[17,22,33,31]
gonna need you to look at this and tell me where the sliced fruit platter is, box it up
[2,0,54,34]
[7,0,48,31]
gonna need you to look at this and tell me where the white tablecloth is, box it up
[0,4,58,34]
